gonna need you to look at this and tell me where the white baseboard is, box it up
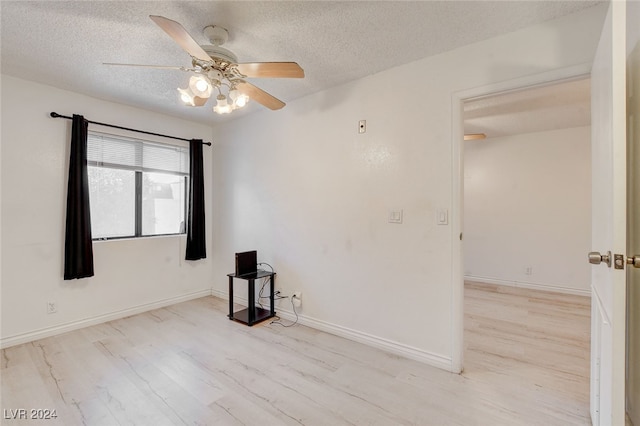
[6,286,455,372]
[211,288,229,301]
[464,275,591,297]
[213,289,455,372]
[0,289,212,349]
[278,308,454,371]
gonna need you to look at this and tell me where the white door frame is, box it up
[450,63,593,373]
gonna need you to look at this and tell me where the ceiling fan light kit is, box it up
[106,16,304,116]
[174,54,250,114]
[179,66,248,113]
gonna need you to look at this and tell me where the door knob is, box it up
[627,255,640,269]
[588,251,611,267]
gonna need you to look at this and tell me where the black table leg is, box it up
[248,278,255,325]
[270,274,275,317]
[228,275,234,320]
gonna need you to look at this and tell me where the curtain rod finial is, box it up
[50,112,60,118]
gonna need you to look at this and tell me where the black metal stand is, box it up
[227,270,276,326]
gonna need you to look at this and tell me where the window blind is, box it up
[87,131,189,175]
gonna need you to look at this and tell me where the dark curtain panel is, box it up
[64,114,94,279]
[186,139,207,260]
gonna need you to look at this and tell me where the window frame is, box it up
[87,131,190,241]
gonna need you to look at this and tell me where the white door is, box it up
[589,1,628,425]
[626,1,640,423]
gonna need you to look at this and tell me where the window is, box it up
[87,131,189,240]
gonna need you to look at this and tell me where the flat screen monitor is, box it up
[235,250,257,276]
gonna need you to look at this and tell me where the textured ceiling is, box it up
[1,1,602,125]
[464,77,591,138]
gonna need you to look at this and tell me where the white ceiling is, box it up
[1,1,602,126]
[464,77,592,138]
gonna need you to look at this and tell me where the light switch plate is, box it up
[437,208,448,225]
[388,210,403,224]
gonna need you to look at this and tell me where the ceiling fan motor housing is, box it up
[202,25,238,64]
[202,45,238,64]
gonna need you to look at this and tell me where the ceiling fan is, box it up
[105,15,304,114]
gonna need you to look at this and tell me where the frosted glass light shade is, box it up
[229,89,249,108]
[188,76,212,98]
[213,94,232,114]
[178,88,195,106]
[177,88,207,107]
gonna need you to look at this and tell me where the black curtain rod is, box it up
[50,112,212,146]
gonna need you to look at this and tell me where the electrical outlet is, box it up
[47,301,57,314]
[292,291,302,308]
[524,266,533,276]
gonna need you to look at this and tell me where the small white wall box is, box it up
[389,210,403,224]
[437,208,448,225]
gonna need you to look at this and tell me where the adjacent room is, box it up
[462,78,592,422]
[2,1,638,425]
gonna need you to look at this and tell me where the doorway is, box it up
[450,65,594,374]
[450,66,598,404]
[459,77,593,419]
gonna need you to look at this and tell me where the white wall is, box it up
[0,75,214,347]
[211,5,607,369]
[463,126,592,295]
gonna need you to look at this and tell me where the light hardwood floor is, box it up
[1,282,591,425]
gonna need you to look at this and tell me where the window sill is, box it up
[92,234,186,243]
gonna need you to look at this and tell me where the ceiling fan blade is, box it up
[103,62,190,71]
[464,133,487,141]
[236,82,285,110]
[191,96,208,107]
[236,62,304,78]
[149,15,212,62]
